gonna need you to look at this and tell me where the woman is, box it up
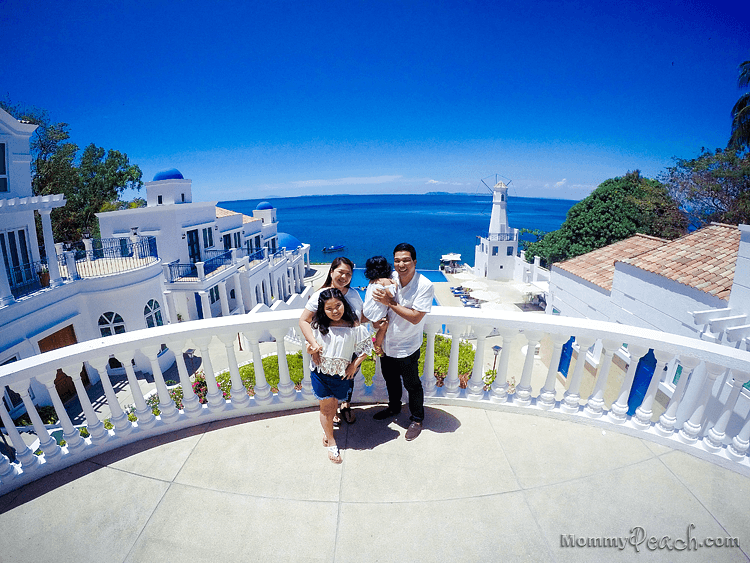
[299,257,363,424]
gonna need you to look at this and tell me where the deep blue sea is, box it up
[219,194,577,269]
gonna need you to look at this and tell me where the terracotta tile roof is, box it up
[215,207,239,218]
[620,223,740,300]
[555,234,668,291]
[242,214,260,224]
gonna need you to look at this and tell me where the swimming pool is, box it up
[350,268,445,306]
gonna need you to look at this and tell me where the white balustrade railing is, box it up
[1,306,750,496]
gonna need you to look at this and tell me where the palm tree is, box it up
[729,58,750,150]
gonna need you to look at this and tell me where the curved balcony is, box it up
[1,308,750,559]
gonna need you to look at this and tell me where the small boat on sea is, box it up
[322,245,345,253]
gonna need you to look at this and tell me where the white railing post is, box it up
[67,364,109,444]
[271,329,297,402]
[120,352,156,428]
[561,336,596,414]
[372,356,387,400]
[608,344,649,423]
[192,336,228,411]
[678,362,726,444]
[165,340,203,416]
[490,328,517,403]
[422,324,439,398]
[539,333,570,410]
[515,330,544,406]
[728,410,750,460]
[656,356,700,436]
[218,281,231,317]
[37,372,85,453]
[0,399,38,472]
[300,345,314,399]
[88,356,132,435]
[467,325,492,400]
[12,381,61,462]
[584,339,620,418]
[443,324,463,398]
[633,349,675,428]
[141,346,180,423]
[243,331,273,405]
[217,333,251,408]
[705,370,750,451]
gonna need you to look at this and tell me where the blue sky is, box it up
[3,0,748,202]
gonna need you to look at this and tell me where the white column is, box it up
[608,344,649,423]
[300,343,314,399]
[656,356,700,436]
[218,281,230,317]
[165,339,203,416]
[514,330,544,406]
[88,357,132,435]
[13,381,61,462]
[422,324,439,398]
[467,325,492,400]
[443,325,463,398]
[490,329,517,403]
[121,352,156,428]
[199,290,212,319]
[141,346,180,423]
[39,208,63,287]
[164,290,178,324]
[271,329,297,402]
[584,339,620,417]
[633,349,674,428]
[0,259,15,306]
[728,410,750,460]
[191,336,227,411]
[561,336,596,413]
[243,331,273,404]
[538,333,569,410]
[232,272,244,313]
[37,372,85,454]
[705,370,750,451]
[67,364,109,444]
[64,251,79,280]
[679,362,725,443]
[217,332,251,408]
[0,398,38,471]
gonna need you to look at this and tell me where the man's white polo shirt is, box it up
[383,272,434,358]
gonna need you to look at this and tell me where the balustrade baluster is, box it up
[66,364,109,444]
[539,333,570,410]
[37,371,85,453]
[608,344,649,423]
[300,345,314,399]
[584,340,621,417]
[13,381,61,461]
[633,350,675,428]
[490,329,517,403]
[656,356,700,436]
[121,352,156,428]
[0,399,38,472]
[192,336,228,411]
[165,340,203,416]
[372,356,387,400]
[0,447,17,481]
[243,332,273,405]
[88,357,132,435]
[467,326,492,400]
[422,325,438,397]
[141,346,180,423]
[515,331,544,406]
[443,324,463,398]
[679,362,726,443]
[561,336,597,414]
[271,330,297,402]
[217,333,252,408]
[728,409,750,460]
[705,370,750,451]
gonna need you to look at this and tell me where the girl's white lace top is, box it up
[311,324,374,376]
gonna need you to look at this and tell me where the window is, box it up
[144,299,163,328]
[209,286,220,304]
[0,143,7,192]
[98,312,125,337]
[157,195,163,204]
[181,193,185,202]
[255,235,261,250]
[492,246,498,256]
[223,234,231,250]
[234,232,241,248]
[507,246,514,256]
[202,227,214,249]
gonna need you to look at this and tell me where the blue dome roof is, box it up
[277,232,302,250]
[256,201,274,210]
[153,168,184,181]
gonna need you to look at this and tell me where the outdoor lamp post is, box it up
[492,345,502,373]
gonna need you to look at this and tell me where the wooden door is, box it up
[37,325,89,402]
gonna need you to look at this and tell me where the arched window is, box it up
[144,299,163,328]
[98,312,125,337]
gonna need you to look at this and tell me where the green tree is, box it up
[661,148,750,229]
[526,171,687,266]
[729,58,750,150]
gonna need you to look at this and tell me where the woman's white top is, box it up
[363,283,396,321]
[310,324,373,376]
[305,287,364,320]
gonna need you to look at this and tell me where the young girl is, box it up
[306,288,373,464]
[362,256,396,355]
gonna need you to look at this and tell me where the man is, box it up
[372,243,434,441]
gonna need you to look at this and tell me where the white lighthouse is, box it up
[474,180,518,280]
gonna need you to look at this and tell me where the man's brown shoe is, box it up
[405,421,423,441]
